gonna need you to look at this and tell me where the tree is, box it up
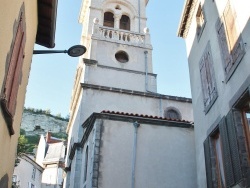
[15,135,28,166]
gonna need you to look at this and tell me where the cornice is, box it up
[81,83,192,103]
[177,0,198,38]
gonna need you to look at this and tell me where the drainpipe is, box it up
[138,0,141,32]
[131,121,140,188]
[144,51,163,117]
[144,51,148,91]
[159,98,163,117]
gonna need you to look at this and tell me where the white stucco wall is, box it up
[36,135,46,167]
[41,165,61,187]
[181,0,250,187]
[97,119,196,188]
[68,88,193,142]
[13,156,43,188]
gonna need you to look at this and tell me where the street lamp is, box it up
[33,45,87,57]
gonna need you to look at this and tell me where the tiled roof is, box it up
[43,142,65,163]
[101,110,193,124]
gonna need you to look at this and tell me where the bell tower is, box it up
[65,1,195,188]
[67,0,156,133]
[76,0,155,92]
[66,1,158,186]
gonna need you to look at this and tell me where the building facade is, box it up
[178,0,250,187]
[36,133,66,188]
[13,154,43,188]
[0,1,57,187]
[65,0,196,187]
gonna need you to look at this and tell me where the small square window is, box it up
[31,167,36,180]
[196,4,206,40]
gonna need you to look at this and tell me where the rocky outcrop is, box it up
[21,110,68,136]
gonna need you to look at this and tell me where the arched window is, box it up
[83,146,88,183]
[164,108,182,120]
[120,15,130,30]
[103,12,114,28]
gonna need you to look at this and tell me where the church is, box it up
[64,0,196,187]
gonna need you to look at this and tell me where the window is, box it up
[164,107,181,120]
[28,182,35,188]
[196,4,206,39]
[0,7,25,135]
[31,167,36,180]
[212,132,226,188]
[83,146,88,184]
[204,111,249,188]
[233,89,250,161]
[115,51,129,63]
[103,12,114,28]
[119,15,130,31]
[200,42,217,113]
[216,1,245,81]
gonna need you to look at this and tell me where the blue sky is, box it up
[25,0,190,117]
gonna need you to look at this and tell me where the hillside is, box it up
[20,108,68,152]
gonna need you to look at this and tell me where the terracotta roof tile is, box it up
[101,110,193,124]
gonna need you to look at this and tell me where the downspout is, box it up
[144,51,148,91]
[138,0,141,33]
[144,51,163,117]
[131,121,140,188]
[159,98,163,117]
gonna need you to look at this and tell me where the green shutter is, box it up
[226,110,243,183]
[219,117,235,186]
[204,137,213,188]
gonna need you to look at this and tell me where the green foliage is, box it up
[56,113,62,118]
[26,135,40,145]
[17,135,28,155]
[24,107,69,121]
[15,135,28,166]
[51,132,67,140]
[20,128,26,135]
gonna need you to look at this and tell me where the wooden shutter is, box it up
[200,57,210,107]
[204,137,213,188]
[223,3,237,52]
[0,12,25,135]
[200,43,217,110]
[218,117,235,186]
[226,110,248,182]
[225,2,245,70]
[8,22,25,116]
[217,2,245,75]
[207,51,216,98]
[216,18,232,74]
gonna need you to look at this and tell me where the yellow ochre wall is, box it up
[0,1,38,187]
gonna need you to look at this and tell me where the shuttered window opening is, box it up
[0,9,26,135]
[199,42,217,113]
[204,109,249,187]
[103,12,114,28]
[196,4,206,40]
[119,15,130,31]
[216,1,245,81]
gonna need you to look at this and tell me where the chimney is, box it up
[46,132,51,143]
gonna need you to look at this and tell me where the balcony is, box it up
[92,24,151,48]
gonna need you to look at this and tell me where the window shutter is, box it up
[8,26,24,115]
[5,22,24,103]
[200,58,209,107]
[218,117,235,186]
[207,51,216,99]
[0,12,25,134]
[223,2,237,52]
[226,110,242,183]
[216,18,232,73]
[204,137,213,188]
